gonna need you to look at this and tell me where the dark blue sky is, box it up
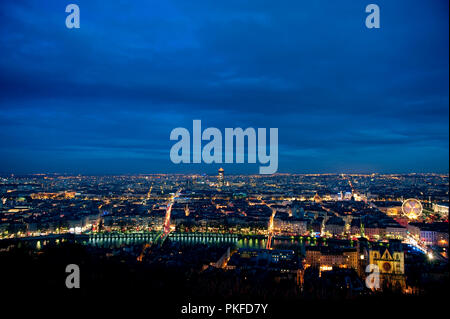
[0,0,448,174]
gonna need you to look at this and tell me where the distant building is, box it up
[408,222,449,247]
[385,225,407,240]
[305,246,358,273]
[363,222,383,240]
[359,239,405,291]
[350,218,363,237]
[324,216,345,237]
[311,218,323,234]
[273,215,307,235]
[433,203,449,218]
[227,249,302,279]
[369,247,405,290]
[378,206,402,216]
[313,193,322,203]
[218,168,224,187]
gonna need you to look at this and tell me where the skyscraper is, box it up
[218,168,224,187]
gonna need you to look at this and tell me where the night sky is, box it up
[0,0,448,174]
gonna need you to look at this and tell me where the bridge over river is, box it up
[3,232,337,251]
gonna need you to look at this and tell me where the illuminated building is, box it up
[305,247,358,273]
[360,240,406,290]
[324,216,345,237]
[384,225,407,240]
[272,215,307,235]
[313,193,322,203]
[218,168,224,187]
[408,222,449,247]
[433,203,449,218]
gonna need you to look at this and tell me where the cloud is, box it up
[0,0,448,173]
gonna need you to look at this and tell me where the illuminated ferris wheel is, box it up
[402,198,423,219]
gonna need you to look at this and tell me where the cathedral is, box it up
[359,239,406,291]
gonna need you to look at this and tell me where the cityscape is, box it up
[1,171,448,311]
[1,0,448,316]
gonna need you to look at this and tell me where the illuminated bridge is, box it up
[88,232,158,240]
[169,232,239,244]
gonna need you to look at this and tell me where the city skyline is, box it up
[1,170,450,177]
[1,1,448,312]
[1,156,448,308]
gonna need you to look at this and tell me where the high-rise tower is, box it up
[218,168,224,187]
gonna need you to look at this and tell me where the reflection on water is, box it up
[18,233,354,251]
[237,237,266,249]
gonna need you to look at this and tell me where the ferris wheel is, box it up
[402,198,423,219]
